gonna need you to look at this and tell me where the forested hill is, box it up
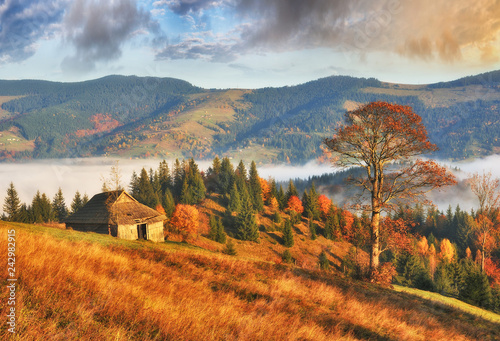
[0,71,499,163]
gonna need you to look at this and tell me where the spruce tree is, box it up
[309,220,317,240]
[285,180,298,203]
[71,191,84,214]
[163,189,175,218]
[319,251,330,270]
[248,161,264,212]
[236,196,259,242]
[219,157,234,195]
[158,160,172,195]
[223,239,237,255]
[228,182,241,213]
[3,182,20,222]
[283,219,294,247]
[52,188,67,222]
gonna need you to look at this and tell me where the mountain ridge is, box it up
[0,71,499,163]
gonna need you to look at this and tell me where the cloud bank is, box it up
[156,0,500,64]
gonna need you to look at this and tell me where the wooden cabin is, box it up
[65,190,166,242]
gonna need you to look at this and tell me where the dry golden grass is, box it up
[1,222,499,340]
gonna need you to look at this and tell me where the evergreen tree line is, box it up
[2,182,88,224]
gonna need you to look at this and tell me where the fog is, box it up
[1,156,499,214]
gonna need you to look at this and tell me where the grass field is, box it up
[1,221,500,340]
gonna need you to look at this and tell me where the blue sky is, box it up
[0,0,499,89]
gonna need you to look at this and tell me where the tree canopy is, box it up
[324,101,457,273]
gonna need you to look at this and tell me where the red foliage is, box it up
[484,258,500,287]
[318,195,333,219]
[75,113,121,138]
[286,195,304,214]
[371,263,397,287]
[380,217,414,254]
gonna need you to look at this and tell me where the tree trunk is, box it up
[370,205,381,273]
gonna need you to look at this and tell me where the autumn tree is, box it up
[467,171,500,272]
[101,160,123,192]
[317,195,333,220]
[286,195,304,215]
[170,204,199,240]
[323,101,456,274]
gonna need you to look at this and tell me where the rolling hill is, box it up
[1,220,499,340]
[0,71,499,163]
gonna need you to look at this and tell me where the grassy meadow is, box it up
[1,221,500,340]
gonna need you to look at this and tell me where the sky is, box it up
[0,0,500,89]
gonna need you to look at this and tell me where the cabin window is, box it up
[137,224,147,240]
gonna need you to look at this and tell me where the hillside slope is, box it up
[0,71,499,163]
[1,221,499,340]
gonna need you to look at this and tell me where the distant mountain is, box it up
[0,72,499,163]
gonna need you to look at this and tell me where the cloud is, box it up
[62,0,161,72]
[0,0,68,63]
[157,0,500,65]
[162,0,224,16]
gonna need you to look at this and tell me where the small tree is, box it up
[235,196,259,242]
[70,191,84,214]
[282,219,294,248]
[319,251,330,270]
[324,101,456,274]
[52,188,68,222]
[3,182,20,222]
[467,171,500,272]
[223,239,237,256]
[170,204,199,240]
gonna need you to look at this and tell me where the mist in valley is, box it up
[1,155,499,215]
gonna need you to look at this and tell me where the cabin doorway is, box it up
[137,224,147,240]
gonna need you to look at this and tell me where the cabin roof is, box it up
[65,190,166,225]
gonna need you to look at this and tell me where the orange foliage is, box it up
[380,217,414,254]
[269,196,279,212]
[417,236,429,257]
[286,195,304,214]
[155,204,166,215]
[484,258,500,287]
[318,195,333,219]
[341,210,354,234]
[75,113,121,137]
[438,238,455,263]
[259,177,270,202]
[170,204,199,240]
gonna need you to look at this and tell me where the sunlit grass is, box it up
[1,222,499,340]
[393,285,500,324]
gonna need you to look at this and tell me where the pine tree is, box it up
[31,191,54,223]
[277,185,286,210]
[223,239,237,255]
[158,160,172,195]
[283,219,294,247]
[129,171,139,197]
[282,249,293,263]
[52,188,67,222]
[319,251,330,270]
[3,182,20,222]
[209,215,227,244]
[163,189,175,218]
[228,182,241,212]
[219,157,234,195]
[309,183,320,220]
[71,191,84,214]
[248,161,264,212]
[180,159,206,205]
[309,220,317,240]
[82,193,89,206]
[285,180,298,203]
[137,168,158,208]
[236,196,259,242]
[172,159,184,199]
